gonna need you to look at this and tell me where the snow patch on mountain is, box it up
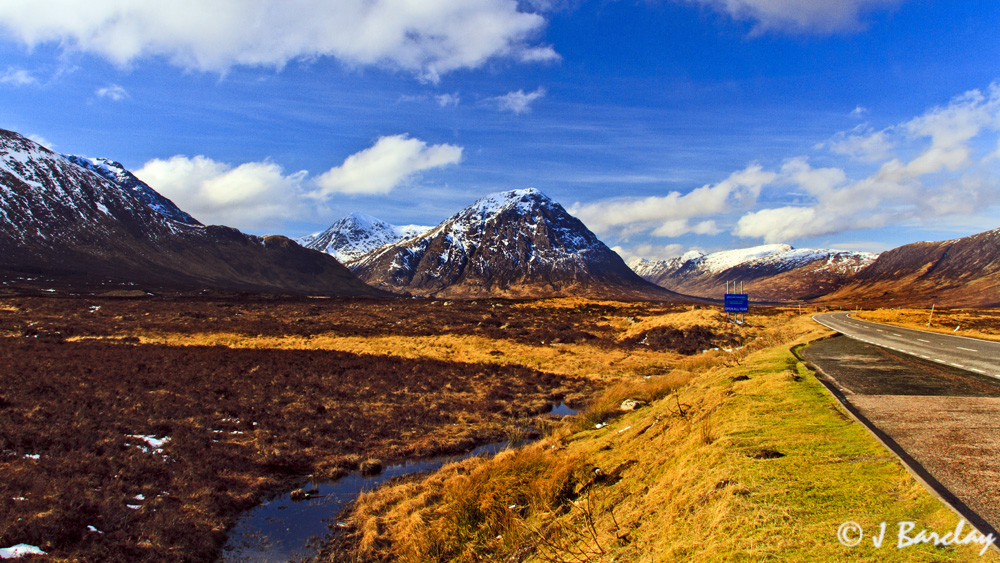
[629,244,878,278]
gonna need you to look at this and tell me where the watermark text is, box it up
[837,520,995,556]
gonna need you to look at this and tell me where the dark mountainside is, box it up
[818,227,1000,308]
[0,129,384,296]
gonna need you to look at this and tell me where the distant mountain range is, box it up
[628,245,878,302]
[4,126,998,305]
[342,189,679,299]
[0,129,383,296]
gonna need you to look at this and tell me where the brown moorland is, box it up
[0,294,759,562]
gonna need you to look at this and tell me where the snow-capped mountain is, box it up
[0,128,383,296]
[819,227,1000,308]
[628,244,878,302]
[349,188,680,299]
[64,155,201,226]
[297,212,431,262]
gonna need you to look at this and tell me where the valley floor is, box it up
[0,296,989,561]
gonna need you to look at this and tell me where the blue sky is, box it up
[1,0,999,260]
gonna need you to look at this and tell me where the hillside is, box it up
[0,129,384,296]
[818,227,1000,308]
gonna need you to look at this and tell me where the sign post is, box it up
[724,281,749,324]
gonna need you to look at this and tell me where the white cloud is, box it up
[0,66,36,86]
[612,243,686,262]
[680,0,904,34]
[95,84,129,101]
[313,134,463,196]
[851,105,868,118]
[651,219,721,237]
[488,87,546,114]
[826,124,894,162]
[436,92,460,107]
[0,0,556,81]
[135,155,309,230]
[26,134,53,149]
[569,163,776,236]
[734,83,1000,243]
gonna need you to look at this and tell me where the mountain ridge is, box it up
[817,227,1000,307]
[628,244,878,302]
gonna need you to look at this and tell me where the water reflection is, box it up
[221,442,518,563]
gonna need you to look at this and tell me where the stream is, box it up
[219,402,577,563]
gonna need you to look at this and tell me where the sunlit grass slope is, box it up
[319,316,995,562]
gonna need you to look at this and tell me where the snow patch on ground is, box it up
[0,544,46,559]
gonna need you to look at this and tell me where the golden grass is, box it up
[322,315,996,563]
[66,331,687,380]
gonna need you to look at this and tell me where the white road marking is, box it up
[971,368,986,374]
[951,363,965,368]
[956,346,979,352]
[917,339,930,343]
[892,333,902,337]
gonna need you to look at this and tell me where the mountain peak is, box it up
[298,213,430,263]
[466,188,551,217]
[350,188,675,299]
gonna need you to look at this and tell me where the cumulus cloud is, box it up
[0,66,36,86]
[734,83,1000,243]
[95,84,129,101]
[313,134,463,196]
[572,83,1000,248]
[851,105,869,118]
[569,164,776,236]
[488,87,546,114]
[0,0,557,81]
[612,243,686,262]
[680,0,904,34]
[135,155,310,230]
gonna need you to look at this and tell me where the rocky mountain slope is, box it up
[629,244,878,302]
[817,228,1000,308]
[297,212,430,262]
[349,188,681,299]
[0,129,383,296]
[64,155,201,226]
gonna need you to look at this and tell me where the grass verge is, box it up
[316,316,997,562]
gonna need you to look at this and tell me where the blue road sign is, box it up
[724,293,749,313]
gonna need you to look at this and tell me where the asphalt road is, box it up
[813,312,1000,379]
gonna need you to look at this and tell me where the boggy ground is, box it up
[0,295,758,562]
